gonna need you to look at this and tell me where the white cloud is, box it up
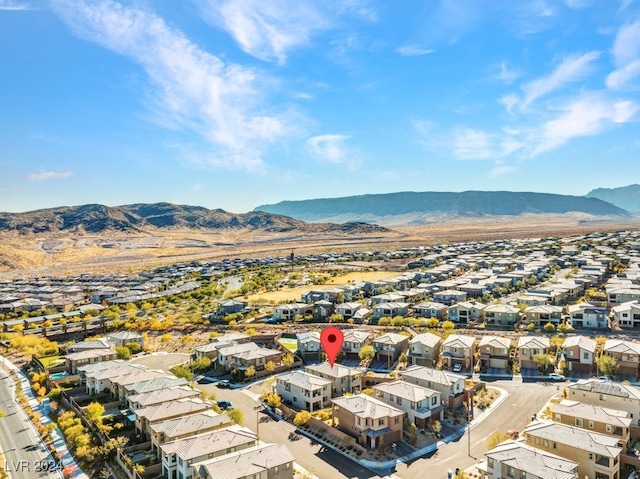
[28,171,74,182]
[607,21,640,90]
[500,94,520,115]
[196,0,330,64]
[53,0,289,172]
[0,0,30,10]
[494,62,520,84]
[453,128,494,160]
[396,45,434,56]
[521,51,601,108]
[306,134,351,164]
[488,164,518,177]
[191,182,203,192]
[531,94,639,155]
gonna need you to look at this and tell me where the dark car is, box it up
[217,400,233,410]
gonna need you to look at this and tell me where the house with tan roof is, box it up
[523,420,621,479]
[524,304,563,326]
[276,371,332,412]
[127,385,201,410]
[135,398,215,438]
[194,443,295,479]
[561,335,597,374]
[161,425,257,479]
[478,336,512,373]
[481,440,578,479]
[611,300,640,329]
[447,300,485,324]
[517,336,549,372]
[123,376,189,398]
[567,379,640,428]
[342,330,371,359]
[149,411,232,456]
[400,365,466,411]
[550,399,632,450]
[331,394,403,449]
[372,380,443,429]
[305,363,362,396]
[441,334,476,373]
[373,332,409,367]
[408,332,441,367]
[65,348,118,374]
[604,339,640,378]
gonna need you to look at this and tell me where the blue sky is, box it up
[1,0,639,213]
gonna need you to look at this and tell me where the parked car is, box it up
[548,373,566,381]
[217,400,233,410]
[598,376,611,381]
[218,379,230,388]
[452,363,463,372]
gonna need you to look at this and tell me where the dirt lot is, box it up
[131,352,191,372]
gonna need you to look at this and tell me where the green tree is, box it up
[426,317,439,328]
[170,364,194,381]
[358,345,375,366]
[596,354,619,379]
[408,423,418,446]
[543,322,556,332]
[533,353,554,373]
[398,352,408,364]
[85,402,110,432]
[124,342,142,354]
[191,356,212,372]
[293,410,312,427]
[442,320,456,332]
[487,431,509,450]
[115,346,131,360]
[228,408,244,425]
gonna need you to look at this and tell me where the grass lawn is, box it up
[278,338,298,352]
[245,270,396,303]
[39,355,65,368]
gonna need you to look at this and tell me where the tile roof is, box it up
[150,411,232,438]
[332,393,403,419]
[160,425,257,460]
[373,380,439,402]
[551,400,632,428]
[485,440,578,479]
[400,365,466,386]
[278,371,332,390]
[195,443,294,479]
[523,420,622,457]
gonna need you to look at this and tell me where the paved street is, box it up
[0,368,60,479]
[197,376,559,479]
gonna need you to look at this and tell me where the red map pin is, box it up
[321,327,344,368]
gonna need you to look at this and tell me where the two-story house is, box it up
[335,302,364,320]
[517,336,550,373]
[447,301,485,324]
[331,394,403,450]
[127,385,201,410]
[441,334,476,373]
[373,332,410,368]
[411,302,448,320]
[372,380,443,429]
[567,302,609,329]
[525,304,564,327]
[305,363,362,396]
[342,330,371,359]
[272,303,312,322]
[65,348,118,374]
[372,302,410,322]
[482,440,579,479]
[433,290,467,306]
[135,398,215,439]
[567,380,640,429]
[550,399,632,451]
[603,339,640,378]
[408,333,442,367]
[296,332,321,362]
[561,335,597,375]
[400,365,466,411]
[482,304,520,327]
[276,371,332,412]
[611,300,640,329]
[477,336,511,373]
[193,443,295,479]
[107,331,145,349]
[523,420,621,479]
[161,425,257,479]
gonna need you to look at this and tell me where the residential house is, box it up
[400,365,466,411]
[604,339,640,378]
[550,399,632,451]
[149,411,232,456]
[611,300,640,329]
[217,342,282,374]
[331,394,403,449]
[408,333,442,367]
[524,304,563,326]
[305,363,362,396]
[352,307,372,324]
[433,290,467,306]
[566,380,640,428]
[194,332,251,360]
[523,420,621,479]
[135,398,214,438]
[517,336,550,372]
[124,376,189,398]
[217,299,248,315]
[66,338,113,353]
[607,286,640,306]
[372,380,443,429]
[342,330,370,359]
[312,300,334,322]
[127,385,201,410]
[561,335,597,375]
[447,301,485,324]
[477,336,511,373]
[372,332,409,368]
[296,332,321,362]
[482,440,579,479]
[372,302,410,321]
[482,304,520,326]
[567,302,609,329]
[161,425,258,479]
[441,334,476,372]
[276,371,332,412]
[107,331,144,349]
[411,302,448,320]
[64,348,118,374]
[194,443,295,479]
[335,302,364,320]
[272,303,312,322]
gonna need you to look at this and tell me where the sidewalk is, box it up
[1,355,88,479]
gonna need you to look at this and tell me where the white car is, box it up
[452,363,463,372]
[548,373,566,381]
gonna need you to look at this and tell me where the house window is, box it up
[274,466,279,474]
[552,442,557,449]
[521,349,528,356]
[575,418,583,427]
[599,394,606,402]
[535,437,540,445]
[583,352,589,359]
[357,417,361,425]
[588,421,594,429]
[543,439,549,447]
[567,350,574,357]
[432,396,438,405]
[378,418,385,426]
[589,452,594,460]
[507,466,515,477]
[394,416,400,424]
[606,424,612,432]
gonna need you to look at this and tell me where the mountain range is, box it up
[0,203,389,235]
[255,190,630,226]
[586,184,640,213]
